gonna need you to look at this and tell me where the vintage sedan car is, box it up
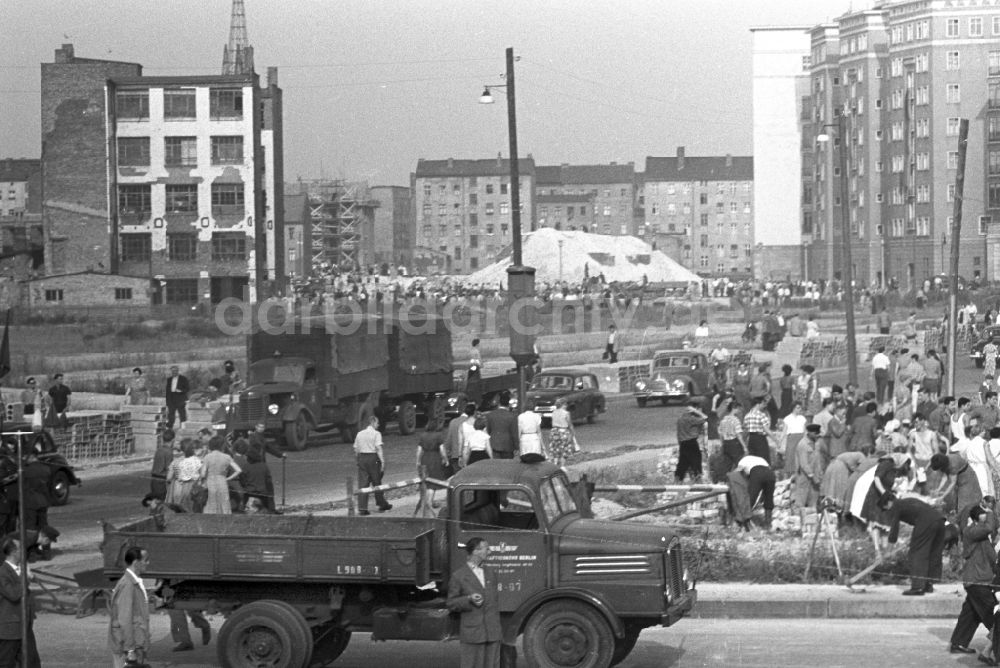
[524,369,605,426]
[633,350,712,407]
[444,364,520,420]
[970,326,1000,368]
[0,425,80,506]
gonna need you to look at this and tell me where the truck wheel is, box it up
[340,423,358,444]
[523,600,614,668]
[636,398,647,408]
[398,400,417,435]
[425,396,445,432]
[310,623,351,667]
[284,414,310,452]
[218,600,313,668]
[50,470,71,506]
[610,627,641,666]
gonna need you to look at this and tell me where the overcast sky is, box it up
[1,0,856,187]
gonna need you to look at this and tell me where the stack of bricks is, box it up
[128,405,168,454]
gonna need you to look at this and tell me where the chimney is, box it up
[725,154,733,168]
[447,157,454,169]
[267,66,279,87]
[56,44,74,63]
[677,146,685,170]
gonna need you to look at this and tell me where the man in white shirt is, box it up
[353,416,392,515]
[871,346,891,404]
[517,409,544,461]
[734,455,776,531]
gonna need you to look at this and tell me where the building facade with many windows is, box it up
[41,44,283,305]
[534,163,638,235]
[801,0,1000,288]
[642,149,755,278]
[412,157,535,275]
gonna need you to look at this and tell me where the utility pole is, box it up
[836,113,858,386]
[946,119,970,397]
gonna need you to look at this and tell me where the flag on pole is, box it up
[0,309,10,380]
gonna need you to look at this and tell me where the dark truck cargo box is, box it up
[385,314,453,396]
[102,515,439,586]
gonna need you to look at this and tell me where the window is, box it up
[729,244,738,259]
[891,122,904,141]
[209,89,243,119]
[43,289,63,303]
[915,53,929,73]
[168,233,197,261]
[946,51,960,70]
[165,279,198,305]
[500,202,509,215]
[916,153,929,170]
[165,184,198,213]
[700,213,709,227]
[947,117,961,136]
[905,23,914,41]
[485,184,494,194]
[485,202,494,215]
[876,192,884,203]
[437,204,446,216]
[950,151,961,170]
[651,203,660,216]
[164,136,197,166]
[916,217,930,237]
[421,204,431,217]
[452,182,460,193]
[916,184,930,202]
[947,18,959,37]
[117,137,150,167]
[119,233,151,262]
[163,89,196,119]
[991,51,1000,77]
[118,185,151,215]
[115,90,149,120]
[211,183,245,216]
[603,205,611,217]
[699,255,709,268]
[947,84,960,104]
[991,184,1000,209]
[970,17,984,36]
[991,82,1000,109]
[891,58,903,77]
[915,86,929,105]
[423,184,431,196]
[469,213,478,226]
[211,136,244,164]
[948,184,956,202]
[730,202,738,213]
[469,193,477,205]
[211,232,247,261]
[699,234,708,248]
[500,183,508,195]
[699,193,708,205]
[115,287,133,301]
[916,118,929,138]
[891,155,905,173]
[891,89,903,109]
[486,223,494,236]
[875,161,883,173]
[667,203,676,215]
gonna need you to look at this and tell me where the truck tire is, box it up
[425,396,445,432]
[609,627,641,666]
[284,413,310,452]
[398,400,417,435]
[523,600,614,668]
[310,623,352,667]
[51,470,71,506]
[218,600,313,668]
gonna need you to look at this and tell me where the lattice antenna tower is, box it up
[222,0,255,75]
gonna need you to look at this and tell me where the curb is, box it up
[691,596,960,619]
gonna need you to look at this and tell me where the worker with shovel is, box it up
[879,492,948,596]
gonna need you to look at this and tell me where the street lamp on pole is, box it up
[479,47,536,413]
[816,113,859,386]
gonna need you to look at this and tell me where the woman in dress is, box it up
[820,451,867,512]
[984,340,999,380]
[777,364,796,419]
[795,364,821,421]
[823,403,850,472]
[166,440,202,513]
[548,398,577,468]
[781,401,807,478]
[200,436,242,515]
[123,367,149,406]
[463,415,493,466]
[731,362,752,412]
[416,430,448,507]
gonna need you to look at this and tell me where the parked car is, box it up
[524,369,605,426]
[0,424,79,506]
[444,364,520,420]
[970,326,1000,368]
[633,350,713,407]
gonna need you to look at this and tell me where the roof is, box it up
[535,163,636,186]
[0,159,40,182]
[112,74,256,87]
[414,157,536,178]
[644,156,753,182]
[23,271,149,284]
[536,368,593,377]
[449,459,562,488]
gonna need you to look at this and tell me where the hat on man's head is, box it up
[831,384,844,394]
[806,424,822,434]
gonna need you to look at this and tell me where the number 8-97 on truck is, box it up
[91,460,696,668]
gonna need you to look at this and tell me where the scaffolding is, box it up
[295,179,376,271]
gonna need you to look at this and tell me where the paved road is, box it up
[30,615,967,667]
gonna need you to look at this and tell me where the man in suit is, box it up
[485,395,519,460]
[165,366,190,430]
[447,537,501,668]
[108,546,151,668]
[0,538,40,667]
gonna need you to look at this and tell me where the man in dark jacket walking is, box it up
[485,395,519,459]
[949,503,1000,657]
[165,366,190,430]
[0,538,40,667]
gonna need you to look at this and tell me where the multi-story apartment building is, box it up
[534,163,638,235]
[370,186,415,269]
[0,158,43,273]
[642,148,755,278]
[412,157,535,275]
[801,0,1000,289]
[40,43,283,305]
